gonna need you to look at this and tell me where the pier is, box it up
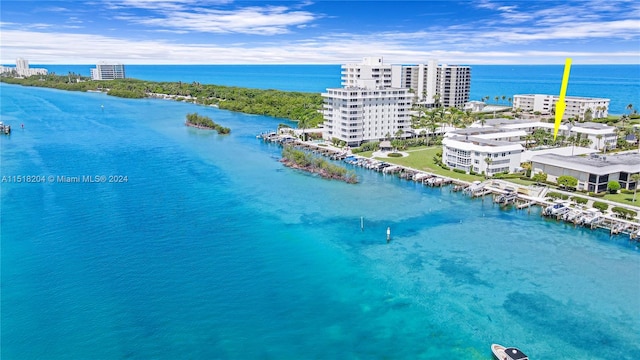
[258,131,640,238]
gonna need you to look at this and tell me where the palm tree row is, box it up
[480,95,512,106]
[409,106,478,145]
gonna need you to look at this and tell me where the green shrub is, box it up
[354,141,379,153]
[592,201,609,212]
[494,172,524,179]
[571,196,588,204]
[453,168,466,174]
[387,152,403,158]
[557,175,578,189]
[612,206,637,219]
[621,189,633,194]
[607,180,621,193]
[532,172,547,183]
[588,191,606,198]
[548,192,569,200]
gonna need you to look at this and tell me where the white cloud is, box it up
[109,1,318,35]
[1,29,638,65]
[2,1,638,65]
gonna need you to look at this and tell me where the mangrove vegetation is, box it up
[1,74,324,127]
[185,113,230,134]
[281,146,358,183]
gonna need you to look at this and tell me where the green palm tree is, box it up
[395,129,404,141]
[632,173,640,202]
[627,103,634,115]
[620,114,628,128]
[484,157,493,177]
[297,115,311,141]
[494,96,499,104]
[584,108,593,122]
[596,134,603,151]
[524,134,534,149]
[501,95,506,104]
[433,94,441,108]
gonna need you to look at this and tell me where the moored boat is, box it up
[491,343,529,360]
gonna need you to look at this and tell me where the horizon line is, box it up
[3,63,640,66]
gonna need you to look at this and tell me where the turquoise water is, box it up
[36,64,640,114]
[1,83,639,359]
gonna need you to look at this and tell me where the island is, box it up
[281,146,358,184]
[185,113,230,134]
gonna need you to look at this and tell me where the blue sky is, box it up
[1,0,639,64]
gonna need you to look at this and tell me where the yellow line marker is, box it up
[553,58,572,140]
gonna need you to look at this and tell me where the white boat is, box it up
[543,199,570,216]
[491,343,529,360]
[581,208,603,226]
[563,209,582,222]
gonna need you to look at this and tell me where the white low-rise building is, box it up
[531,152,640,192]
[442,136,524,175]
[513,94,609,120]
[470,118,617,151]
[445,127,528,144]
[464,101,486,112]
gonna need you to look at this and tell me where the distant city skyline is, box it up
[1,0,639,65]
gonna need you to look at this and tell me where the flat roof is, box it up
[514,94,610,101]
[444,136,523,150]
[450,127,517,136]
[473,118,616,134]
[531,152,640,175]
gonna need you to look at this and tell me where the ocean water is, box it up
[36,64,640,114]
[1,83,639,359]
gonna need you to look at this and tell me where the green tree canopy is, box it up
[607,180,621,193]
[532,172,547,184]
[557,175,578,189]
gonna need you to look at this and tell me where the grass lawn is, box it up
[359,146,484,182]
[353,147,640,209]
[502,177,537,186]
[601,192,640,208]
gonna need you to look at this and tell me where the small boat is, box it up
[542,199,570,217]
[491,343,529,360]
[580,208,603,227]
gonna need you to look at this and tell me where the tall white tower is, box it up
[16,58,29,76]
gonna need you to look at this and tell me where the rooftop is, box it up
[515,94,610,101]
[531,152,640,175]
[445,135,523,149]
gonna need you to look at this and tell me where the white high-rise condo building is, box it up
[91,62,126,80]
[322,87,411,147]
[391,61,471,108]
[9,58,48,77]
[16,58,29,75]
[341,57,392,89]
[323,57,470,146]
[513,94,610,120]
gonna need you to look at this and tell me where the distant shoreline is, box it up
[0,75,325,127]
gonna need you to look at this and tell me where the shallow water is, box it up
[1,83,639,359]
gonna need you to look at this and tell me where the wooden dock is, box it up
[258,131,640,237]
